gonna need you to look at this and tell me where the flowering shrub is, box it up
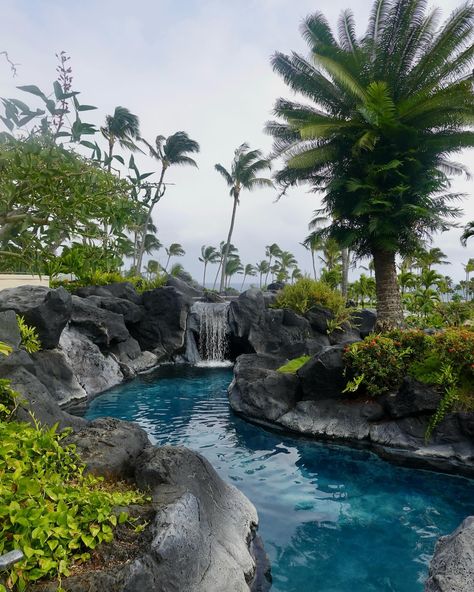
[343,335,410,396]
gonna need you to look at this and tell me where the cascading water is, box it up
[185,301,231,366]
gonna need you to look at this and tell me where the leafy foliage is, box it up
[273,278,350,329]
[16,316,41,354]
[51,271,167,294]
[277,356,311,374]
[0,414,147,591]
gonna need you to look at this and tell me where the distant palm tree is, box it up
[461,222,474,246]
[319,239,342,272]
[415,247,450,271]
[264,243,282,286]
[256,260,270,289]
[136,131,200,273]
[291,267,303,284]
[164,243,185,272]
[212,241,239,290]
[199,245,219,287]
[215,144,273,292]
[302,232,322,280]
[225,257,243,290]
[275,250,298,282]
[463,258,474,300]
[146,259,160,279]
[240,264,257,291]
[101,106,140,172]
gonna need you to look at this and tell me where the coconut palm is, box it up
[212,242,239,290]
[164,243,185,272]
[240,264,257,291]
[268,1,474,328]
[101,106,140,172]
[461,221,474,245]
[264,243,282,286]
[318,238,342,272]
[463,258,474,300]
[415,247,450,271]
[398,270,417,297]
[199,245,219,288]
[302,232,322,279]
[215,144,273,292]
[275,250,298,282]
[256,260,270,289]
[146,259,160,280]
[291,267,303,284]
[224,257,243,290]
[136,131,200,273]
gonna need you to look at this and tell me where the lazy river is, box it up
[84,365,474,592]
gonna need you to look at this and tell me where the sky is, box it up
[1,0,473,283]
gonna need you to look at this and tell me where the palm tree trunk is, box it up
[135,166,167,274]
[219,195,238,293]
[202,262,207,288]
[240,273,247,292]
[311,250,317,280]
[213,261,222,290]
[259,272,263,289]
[372,248,404,330]
[264,256,272,287]
[341,248,350,299]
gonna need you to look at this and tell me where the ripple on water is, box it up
[84,365,474,592]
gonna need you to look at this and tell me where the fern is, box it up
[16,316,41,353]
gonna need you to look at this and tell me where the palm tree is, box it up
[275,250,298,282]
[463,258,474,300]
[240,264,257,291]
[319,238,342,272]
[398,270,417,297]
[212,241,239,290]
[302,232,322,279]
[146,259,160,280]
[215,144,273,293]
[415,247,450,271]
[136,131,200,273]
[199,245,219,288]
[164,243,185,272]
[101,106,140,172]
[268,1,474,328]
[256,260,270,289]
[264,243,282,286]
[291,267,303,284]
[225,257,243,290]
[461,221,474,246]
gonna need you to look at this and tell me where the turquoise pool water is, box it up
[84,365,474,592]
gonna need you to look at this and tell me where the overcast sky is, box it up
[2,0,473,283]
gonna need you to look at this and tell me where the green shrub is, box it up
[273,278,350,331]
[277,356,311,374]
[343,335,411,396]
[0,379,18,421]
[51,271,167,294]
[16,316,41,353]
[0,413,147,592]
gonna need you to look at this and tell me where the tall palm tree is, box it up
[136,131,200,273]
[224,257,243,290]
[275,250,298,282]
[240,264,257,291]
[268,1,474,328]
[199,245,219,288]
[461,221,474,246]
[256,260,270,289]
[101,107,140,172]
[215,144,273,292]
[212,241,239,290]
[464,258,474,300]
[302,232,322,279]
[264,243,282,286]
[164,243,185,272]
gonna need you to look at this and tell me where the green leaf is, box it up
[17,85,47,101]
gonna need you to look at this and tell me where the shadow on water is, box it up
[82,365,474,592]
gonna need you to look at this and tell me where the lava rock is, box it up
[111,337,158,376]
[0,286,72,349]
[267,282,285,291]
[382,377,442,419]
[131,286,191,357]
[30,349,87,405]
[70,295,130,348]
[60,326,124,396]
[297,346,347,400]
[351,309,377,338]
[305,304,334,334]
[0,310,21,349]
[85,295,144,325]
[425,516,474,592]
[66,418,150,480]
[229,354,300,421]
[166,274,204,298]
[328,322,362,345]
[75,282,142,305]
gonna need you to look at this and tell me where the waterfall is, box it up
[185,301,231,366]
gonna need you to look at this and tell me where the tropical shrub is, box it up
[273,278,350,330]
[277,356,311,374]
[343,335,410,396]
[0,410,148,591]
[0,379,18,421]
[16,316,41,353]
[51,271,167,294]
